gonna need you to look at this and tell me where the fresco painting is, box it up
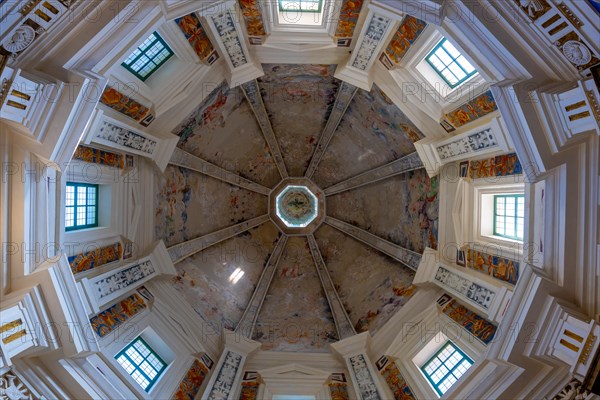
[335,0,365,39]
[238,374,260,400]
[72,145,124,169]
[329,382,350,400]
[172,359,210,400]
[258,64,340,176]
[172,222,280,336]
[327,169,439,253]
[253,236,338,352]
[441,298,498,345]
[383,16,427,67]
[175,13,218,63]
[468,152,523,179]
[380,361,416,400]
[314,225,416,334]
[445,90,498,128]
[172,81,280,188]
[89,293,146,338]
[154,166,268,247]
[100,87,153,123]
[465,246,520,285]
[238,0,266,39]
[313,84,424,188]
[68,242,122,274]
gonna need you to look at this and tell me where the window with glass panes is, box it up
[121,32,174,81]
[115,337,166,392]
[65,182,98,231]
[425,38,477,88]
[278,0,322,12]
[493,194,524,240]
[421,341,473,396]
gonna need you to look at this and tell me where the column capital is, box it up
[222,329,261,357]
[331,332,372,359]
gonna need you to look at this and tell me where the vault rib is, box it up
[241,80,288,179]
[235,235,288,338]
[169,147,271,195]
[167,215,270,264]
[323,152,424,195]
[307,234,356,339]
[305,81,358,179]
[324,217,422,271]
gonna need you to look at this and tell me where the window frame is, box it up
[65,182,98,231]
[115,336,167,392]
[425,38,477,89]
[121,32,174,82]
[420,341,474,397]
[493,194,525,241]
[278,0,322,13]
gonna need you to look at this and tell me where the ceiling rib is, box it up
[235,235,288,339]
[307,234,356,340]
[167,215,270,264]
[324,217,422,271]
[323,152,424,195]
[305,81,358,179]
[169,147,271,195]
[241,80,289,179]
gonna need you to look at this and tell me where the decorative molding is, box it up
[68,242,122,275]
[95,120,156,155]
[0,371,37,400]
[325,217,422,271]
[334,0,366,40]
[174,12,219,65]
[169,147,271,195]
[72,145,124,169]
[236,235,288,338]
[465,245,520,285]
[99,86,154,126]
[307,234,356,339]
[238,0,267,40]
[167,215,270,264]
[172,358,211,400]
[351,14,392,71]
[468,152,523,180]
[380,361,416,400]
[205,350,243,400]
[241,80,288,178]
[324,152,423,195]
[211,11,248,68]
[381,15,427,69]
[434,265,496,310]
[552,378,592,400]
[349,354,383,400]
[444,90,498,129]
[305,81,358,179]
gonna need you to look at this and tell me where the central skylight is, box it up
[275,185,319,228]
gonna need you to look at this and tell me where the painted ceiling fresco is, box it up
[153,64,440,353]
[172,222,281,335]
[258,64,340,177]
[313,83,424,188]
[154,166,268,246]
[314,224,416,334]
[172,82,281,188]
[253,236,338,352]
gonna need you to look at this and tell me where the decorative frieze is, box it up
[72,145,124,169]
[172,358,212,400]
[465,246,520,285]
[381,16,427,69]
[68,242,122,275]
[238,0,266,41]
[175,13,219,65]
[349,354,382,400]
[351,14,392,71]
[334,0,365,45]
[95,120,157,155]
[467,152,523,179]
[89,293,146,338]
[94,260,155,301]
[434,266,496,310]
[212,11,248,68]
[376,357,416,400]
[99,86,154,126]
[0,371,38,400]
[444,90,498,129]
[206,350,243,400]
[439,296,498,345]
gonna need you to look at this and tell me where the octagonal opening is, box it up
[275,185,318,228]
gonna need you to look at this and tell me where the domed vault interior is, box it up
[155,64,438,353]
[1,0,599,399]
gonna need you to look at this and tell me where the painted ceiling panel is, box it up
[327,169,439,253]
[314,224,416,334]
[312,84,424,188]
[258,64,340,177]
[172,81,281,188]
[253,236,338,352]
[172,222,281,336]
[154,165,268,247]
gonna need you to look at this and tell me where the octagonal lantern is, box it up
[269,178,325,234]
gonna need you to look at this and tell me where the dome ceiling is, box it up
[154,64,439,353]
